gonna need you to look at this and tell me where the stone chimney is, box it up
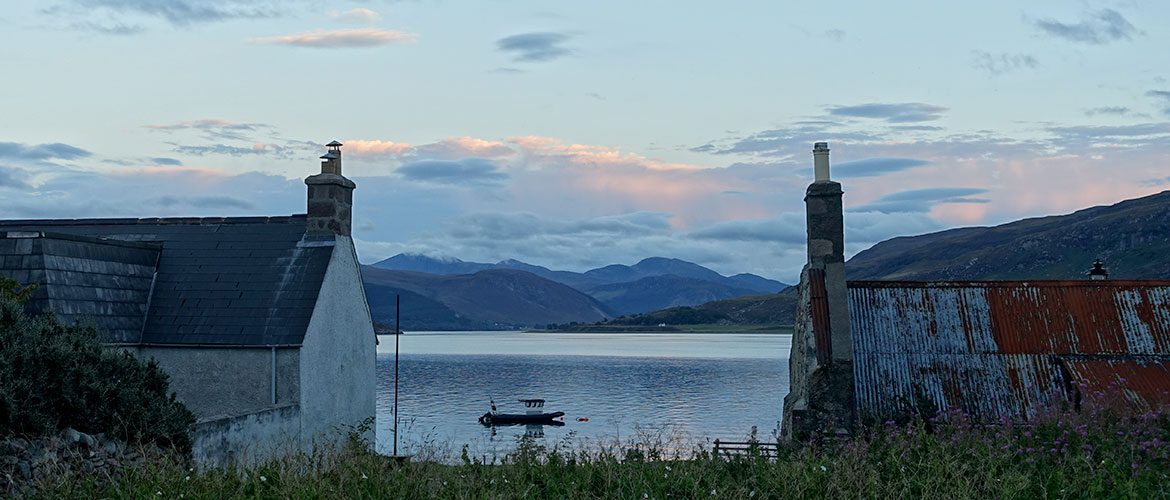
[1088,259,1109,280]
[305,140,356,236]
[805,142,852,362]
[781,141,856,442]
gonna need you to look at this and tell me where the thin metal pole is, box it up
[393,294,400,457]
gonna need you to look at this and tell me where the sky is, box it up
[1,0,1169,282]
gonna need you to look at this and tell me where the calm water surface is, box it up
[375,331,790,460]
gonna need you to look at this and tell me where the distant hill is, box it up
[373,254,785,296]
[847,190,1170,280]
[605,287,799,327]
[587,275,764,316]
[361,267,612,329]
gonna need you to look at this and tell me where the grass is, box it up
[28,401,1170,499]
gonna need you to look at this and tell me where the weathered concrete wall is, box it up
[192,404,302,468]
[297,236,376,451]
[136,346,300,420]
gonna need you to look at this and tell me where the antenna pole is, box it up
[393,294,401,457]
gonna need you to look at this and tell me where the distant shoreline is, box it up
[527,324,794,334]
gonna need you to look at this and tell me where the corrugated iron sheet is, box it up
[849,281,1170,421]
[1062,357,1170,410]
[808,268,832,365]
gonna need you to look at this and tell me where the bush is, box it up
[0,294,195,453]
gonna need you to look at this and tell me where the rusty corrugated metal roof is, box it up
[849,281,1170,421]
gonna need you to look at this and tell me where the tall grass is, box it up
[31,399,1170,499]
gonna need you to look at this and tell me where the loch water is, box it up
[374,331,790,461]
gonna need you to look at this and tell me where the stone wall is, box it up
[1,429,170,496]
[191,404,303,468]
[136,346,300,420]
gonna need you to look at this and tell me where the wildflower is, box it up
[184,475,190,481]
[710,490,717,496]
[260,476,267,482]
[362,474,369,480]
[819,465,827,472]
[665,465,671,471]
[643,494,649,499]
[157,492,162,496]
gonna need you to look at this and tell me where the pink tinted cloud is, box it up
[344,139,414,159]
[510,135,703,171]
[249,28,416,48]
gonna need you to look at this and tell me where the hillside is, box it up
[847,190,1170,280]
[372,255,787,294]
[361,267,612,328]
[605,287,799,327]
[587,275,764,316]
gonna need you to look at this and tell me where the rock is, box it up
[79,433,98,450]
[63,428,82,446]
[102,441,120,456]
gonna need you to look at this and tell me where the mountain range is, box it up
[362,255,788,329]
[847,190,1170,280]
[581,189,1170,329]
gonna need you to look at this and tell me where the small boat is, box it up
[479,399,565,426]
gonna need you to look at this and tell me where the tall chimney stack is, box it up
[305,140,356,236]
[782,141,856,441]
[804,141,851,362]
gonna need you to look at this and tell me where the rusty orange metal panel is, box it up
[1062,358,1170,410]
[808,268,832,365]
[848,280,1170,421]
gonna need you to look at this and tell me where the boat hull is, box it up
[479,411,565,426]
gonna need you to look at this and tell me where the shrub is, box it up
[0,293,195,453]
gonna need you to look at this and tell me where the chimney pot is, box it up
[813,142,831,181]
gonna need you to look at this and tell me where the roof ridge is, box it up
[0,214,308,226]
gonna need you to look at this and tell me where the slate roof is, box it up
[848,280,1170,421]
[0,216,334,346]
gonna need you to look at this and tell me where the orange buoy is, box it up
[577,417,589,422]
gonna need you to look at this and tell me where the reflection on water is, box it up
[375,332,790,461]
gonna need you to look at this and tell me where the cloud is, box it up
[0,166,31,189]
[144,119,270,141]
[61,0,283,27]
[397,158,509,186]
[1148,90,1170,116]
[1033,9,1138,44]
[249,28,416,48]
[823,29,846,41]
[496,32,573,62]
[329,7,380,24]
[972,51,1039,76]
[690,123,879,157]
[343,140,414,159]
[1084,106,1130,117]
[171,143,289,157]
[689,215,806,244]
[832,157,931,178]
[154,195,255,210]
[828,103,948,123]
[853,188,991,214]
[70,21,145,35]
[151,157,183,166]
[0,142,91,161]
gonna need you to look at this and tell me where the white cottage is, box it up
[0,141,376,465]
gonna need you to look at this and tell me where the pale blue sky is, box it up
[2,0,1168,281]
